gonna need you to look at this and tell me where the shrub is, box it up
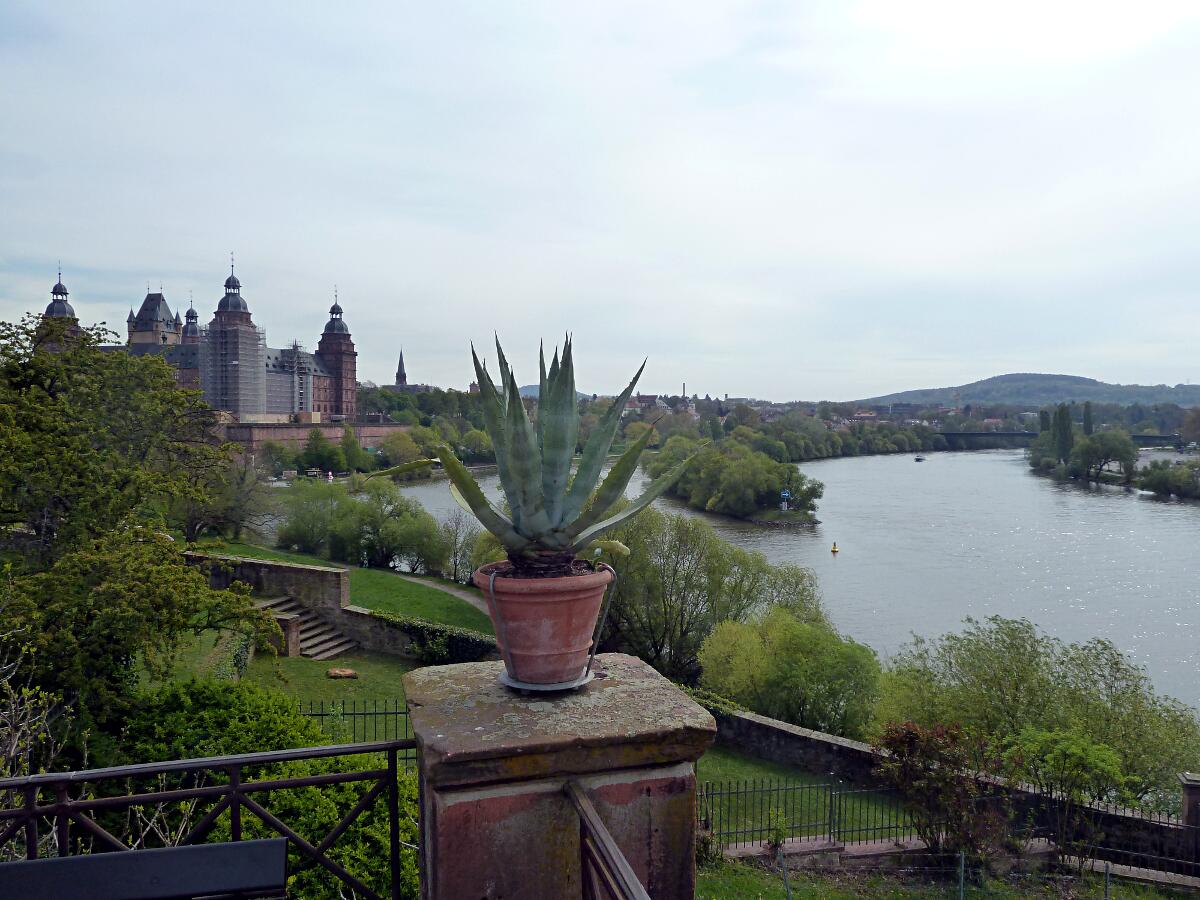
[371,611,496,663]
[121,681,420,899]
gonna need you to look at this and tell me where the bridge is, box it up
[939,431,1180,448]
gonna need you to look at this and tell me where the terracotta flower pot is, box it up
[473,562,614,685]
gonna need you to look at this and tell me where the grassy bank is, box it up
[201,540,494,634]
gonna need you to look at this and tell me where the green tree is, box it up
[4,525,272,729]
[600,506,824,682]
[1069,430,1137,483]
[1038,410,1052,433]
[700,607,879,738]
[875,616,1200,813]
[299,428,345,474]
[0,316,225,565]
[460,428,494,462]
[339,425,372,472]
[1052,403,1075,463]
[277,480,342,554]
[1082,401,1094,436]
[1004,727,1128,872]
[623,420,660,447]
[258,440,297,477]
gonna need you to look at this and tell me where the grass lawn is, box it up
[201,540,494,634]
[696,746,821,784]
[697,861,1187,899]
[243,650,413,704]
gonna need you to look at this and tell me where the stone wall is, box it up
[219,421,410,452]
[708,706,1198,870]
[188,552,348,614]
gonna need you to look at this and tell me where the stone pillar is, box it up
[403,653,716,900]
[1181,773,1200,827]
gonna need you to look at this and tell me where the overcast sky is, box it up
[3,2,1200,400]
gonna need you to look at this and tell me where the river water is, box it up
[400,450,1200,706]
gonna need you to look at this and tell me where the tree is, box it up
[0,316,225,566]
[440,509,482,584]
[339,426,372,472]
[459,429,494,463]
[298,428,344,474]
[875,723,1008,859]
[1082,401,1094,436]
[277,480,342,554]
[1038,410,1051,433]
[258,440,297,477]
[875,616,1200,813]
[1069,430,1137,483]
[1182,408,1200,445]
[1052,404,1074,463]
[4,525,272,729]
[1004,728,1128,872]
[623,420,659,447]
[700,607,879,738]
[601,506,824,682]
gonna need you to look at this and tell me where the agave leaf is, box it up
[592,539,630,557]
[494,335,512,403]
[537,340,548,451]
[571,448,703,547]
[541,336,577,528]
[561,424,660,541]
[366,459,436,480]
[561,359,646,522]
[472,344,522,520]
[503,366,553,535]
[436,445,529,551]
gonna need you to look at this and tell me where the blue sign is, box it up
[780,489,791,499]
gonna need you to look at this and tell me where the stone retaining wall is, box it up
[708,706,1198,870]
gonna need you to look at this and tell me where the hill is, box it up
[859,373,1200,408]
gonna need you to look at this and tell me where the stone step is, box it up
[255,595,300,614]
[309,638,358,660]
[303,633,348,657]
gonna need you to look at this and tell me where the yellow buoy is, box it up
[831,542,839,554]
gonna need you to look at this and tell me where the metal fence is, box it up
[698,778,919,848]
[297,699,413,743]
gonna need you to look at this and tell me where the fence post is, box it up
[1104,861,1111,899]
[957,850,964,900]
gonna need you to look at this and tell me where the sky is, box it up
[3,1,1200,401]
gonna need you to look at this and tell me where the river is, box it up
[400,450,1200,706]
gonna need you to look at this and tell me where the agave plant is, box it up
[382,337,700,578]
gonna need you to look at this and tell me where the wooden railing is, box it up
[0,739,417,900]
[565,780,651,900]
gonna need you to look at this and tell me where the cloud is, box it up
[3,2,1200,400]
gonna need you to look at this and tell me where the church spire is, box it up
[396,348,407,386]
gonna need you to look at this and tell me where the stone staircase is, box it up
[255,596,357,660]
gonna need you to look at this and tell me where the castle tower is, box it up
[43,270,76,321]
[128,286,182,346]
[181,302,200,345]
[315,292,357,421]
[200,259,265,416]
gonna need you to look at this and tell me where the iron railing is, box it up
[297,698,413,744]
[699,778,919,848]
[565,780,650,900]
[0,739,417,900]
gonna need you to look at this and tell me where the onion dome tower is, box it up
[182,301,200,344]
[200,254,266,415]
[43,269,76,319]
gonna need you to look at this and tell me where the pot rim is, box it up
[473,560,614,593]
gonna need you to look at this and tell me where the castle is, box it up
[40,265,357,422]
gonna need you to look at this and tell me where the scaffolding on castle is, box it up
[199,322,267,415]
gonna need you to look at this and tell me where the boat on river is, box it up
[914,455,926,462]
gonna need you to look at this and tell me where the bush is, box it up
[371,611,497,663]
[121,681,420,899]
[699,606,880,739]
